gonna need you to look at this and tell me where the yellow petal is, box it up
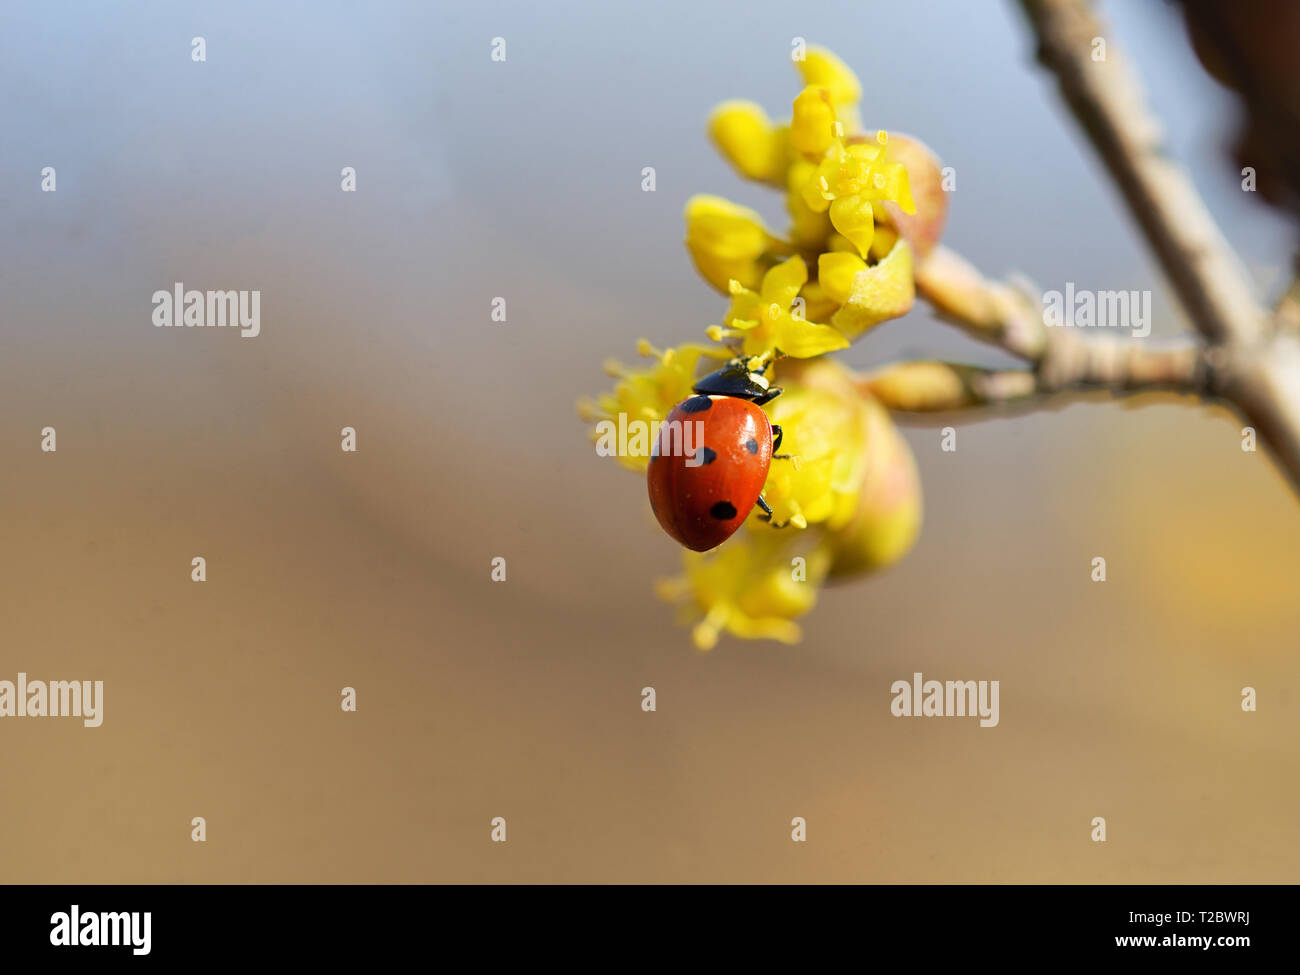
[846,141,884,165]
[690,603,732,650]
[790,86,836,159]
[798,280,841,323]
[868,225,899,263]
[799,169,831,213]
[759,255,808,309]
[725,285,763,324]
[826,233,858,253]
[707,100,785,184]
[684,195,768,259]
[817,251,868,305]
[684,194,777,292]
[720,613,803,644]
[761,316,850,359]
[879,133,948,258]
[787,186,833,249]
[795,46,862,110]
[830,239,915,339]
[828,194,875,258]
[871,160,915,213]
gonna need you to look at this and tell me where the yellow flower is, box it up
[578,340,728,472]
[817,239,916,340]
[759,358,872,530]
[709,256,849,359]
[799,131,916,258]
[826,239,920,340]
[826,390,922,576]
[584,46,934,648]
[873,133,948,259]
[776,357,922,577]
[656,530,831,650]
[684,195,788,294]
[785,158,834,251]
[707,46,865,188]
[707,101,788,186]
[795,45,863,133]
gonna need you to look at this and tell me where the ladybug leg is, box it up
[755,495,789,528]
[771,424,794,461]
[753,385,783,407]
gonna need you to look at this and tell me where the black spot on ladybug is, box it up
[710,501,737,520]
[680,395,713,413]
[698,446,717,465]
[745,437,759,454]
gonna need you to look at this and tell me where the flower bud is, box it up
[708,100,786,185]
[684,195,778,294]
[826,392,922,577]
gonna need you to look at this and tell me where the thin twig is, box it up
[858,331,1207,417]
[913,246,1047,361]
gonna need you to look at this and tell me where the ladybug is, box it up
[647,355,787,552]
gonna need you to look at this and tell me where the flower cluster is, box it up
[583,46,948,649]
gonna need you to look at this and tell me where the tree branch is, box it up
[906,241,1208,409]
[858,332,1207,419]
[978,0,1300,495]
[1018,0,1267,347]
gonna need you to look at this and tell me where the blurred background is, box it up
[0,0,1297,882]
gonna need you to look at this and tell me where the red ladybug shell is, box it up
[647,394,773,552]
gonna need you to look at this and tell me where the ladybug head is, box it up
[691,355,780,405]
